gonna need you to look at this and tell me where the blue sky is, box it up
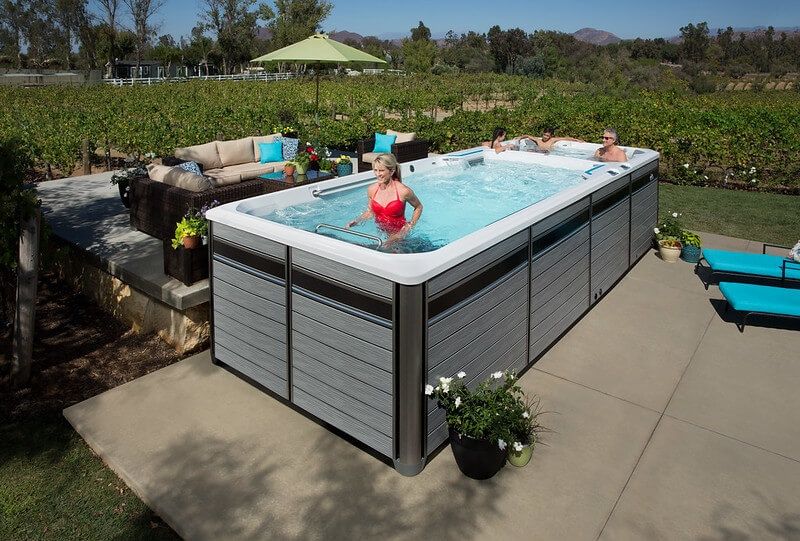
[155,0,799,43]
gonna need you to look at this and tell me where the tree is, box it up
[201,0,277,74]
[402,20,435,72]
[95,0,121,75]
[266,0,332,49]
[0,0,30,67]
[121,0,165,75]
[152,33,180,75]
[679,21,710,63]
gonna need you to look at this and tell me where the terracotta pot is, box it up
[182,235,201,250]
[658,240,682,263]
[283,164,296,176]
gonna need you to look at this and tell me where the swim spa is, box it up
[205,146,660,475]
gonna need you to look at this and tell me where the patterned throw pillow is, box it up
[790,240,800,263]
[177,160,203,176]
[281,137,299,161]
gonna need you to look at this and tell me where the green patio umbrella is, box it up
[251,33,387,118]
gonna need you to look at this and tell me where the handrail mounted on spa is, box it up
[315,223,384,247]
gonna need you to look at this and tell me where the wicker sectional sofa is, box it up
[357,130,429,172]
[130,134,296,240]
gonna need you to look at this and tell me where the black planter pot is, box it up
[117,179,131,208]
[448,428,506,480]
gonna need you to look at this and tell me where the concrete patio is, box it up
[64,232,800,540]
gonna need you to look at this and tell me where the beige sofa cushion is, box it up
[174,141,222,170]
[387,129,416,144]
[220,161,287,180]
[361,152,380,164]
[252,133,283,162]
[217,137,255,167]
[204,168,241,187]
[147,164,212,192]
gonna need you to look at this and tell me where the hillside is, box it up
[572,27,621,45]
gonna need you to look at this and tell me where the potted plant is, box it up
[293,150,311,175]
[335,155,353,176]
[654,211,684,263]
[109,165,146,208]
[171,201,216,250]
[283,162,297,176]
[427,371,542,479]
[680,230,702,263]
[507,395,546,467]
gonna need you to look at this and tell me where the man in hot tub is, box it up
[518,127,584,152]
[594,128,628,162]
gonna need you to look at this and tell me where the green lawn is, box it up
[659,183,799,247]
[0,415,179,541]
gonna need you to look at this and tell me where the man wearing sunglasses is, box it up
[594,128,628,162]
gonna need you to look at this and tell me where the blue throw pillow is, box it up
[259,141,283,163]
[281,137,299,161]
[177,160,203,175]
[373,132,397,154]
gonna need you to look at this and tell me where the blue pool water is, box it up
[251,160,581,252]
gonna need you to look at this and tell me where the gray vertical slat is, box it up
[214,223,285,260]
[292,249,392,299]
[427,230,528,295]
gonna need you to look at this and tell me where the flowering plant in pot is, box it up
[680,230,702,263]
[109,152,154,207]
[654,211,684,263]
[171,201,217,249]
[426,371,543,479]
[335,155,353,176]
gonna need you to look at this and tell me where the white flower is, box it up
[749,166,756,174]
[439,376,453,385]
[522,411,530,419]
[751,178,757,183]
[457,371,466,379]
[454,396,462,408]
[653,227,660,235]
[498,438,507,450]
[491,371,503,379]
[703,175,708,180]
[513,442,524,452]
[683,163,689,168]
[672,212,678,218]
[424,384,434,396]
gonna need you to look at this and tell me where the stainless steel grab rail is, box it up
[315,223,383,247]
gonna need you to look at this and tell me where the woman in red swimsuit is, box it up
[346,153,423,243]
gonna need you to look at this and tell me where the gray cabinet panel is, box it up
[427,420,449,454]
[531,284,589,343]
[292,293,392,347]
[531,241,590,300]
[530,198,590,238]
[293,388,392,457]
[214,262,286,305]
[428,334,527,431]
[293,351,392,414]
[216,344,287,398]
[214,297,287,339]
[428,230,528,295]
[292,249,392,299]
[214,281,285,324]
[632,181,657,205]
[592,202,629,239]
[530,297,589,361]
[427,315,527,413]
[429,267,527,346]
[215,313,285,352]
[592,175,630,201]
[215,329,287,379]
[593,231,629,269]
[293,369,392,436]
[428,289,528,368]
[292,312,392,372]
[531,225,590,279]
[292,331,392,393]
[531,268,590,328]
[214,223,285,260]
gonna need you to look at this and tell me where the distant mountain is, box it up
[329,30,364,44]
[572,28,621,45]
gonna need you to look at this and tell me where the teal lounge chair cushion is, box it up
[719,282,800,317]
[703,248,800,280]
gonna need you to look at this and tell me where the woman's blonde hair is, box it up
[372,153,402,182]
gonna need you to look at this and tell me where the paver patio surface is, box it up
[64,234,800,540]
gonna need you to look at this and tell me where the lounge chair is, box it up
[696,244,800,289]
[719,281,800,332]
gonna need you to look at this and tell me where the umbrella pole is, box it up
[315,64,320,125]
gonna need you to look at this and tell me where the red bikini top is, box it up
[370,182,406,231]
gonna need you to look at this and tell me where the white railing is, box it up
[104,72,296,86]
[362,69,405,75]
